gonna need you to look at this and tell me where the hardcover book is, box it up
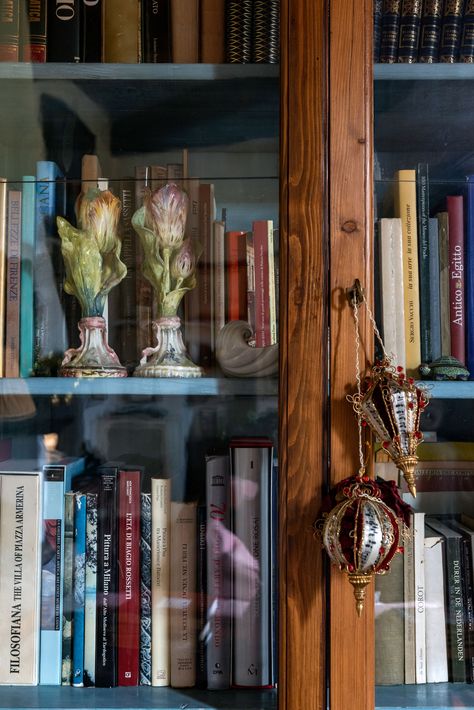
[61,492,75,685]
[375,552,404,684]
[72,493,86,688]
[200,0,225,62]
[460,0,474,62]
[213,219,226,343]
[416,163,432,364]
[196,503,207,687]
[465,175,474,376]
[225,0,252,63]
[0,472,42,685]
[84,492,98,687]
[397,0,422,63]
[142,0,172,62]
[252,0,279,63]
[140,491,152,685]
[230,438,274,688]
[118,469,141,686]
[116,177,138,371]
[439,0,464,62]
[0,177,6,376]
[446,195,466,364]
[47,0,80,61]
[5,189,21,378]
[170,501,197,688]
[404,511,415,684]
[418,0,443,62]
[374,0,383,61]
[380,0,402,63]
[428,217,442,361]
[19,176,35,378]
[378,217,406,369]
[253,220,277,348]
[171,0,198,62]
[198,183,216,368]
[424,532,449,683]
[437,211,451,356]
[102,0,140,62]
[0,0,19,60]
[81,0,102,61]
[151,477,171,686]
[205,454,231,690]
[226,230,247,323]
[20,0,46,61]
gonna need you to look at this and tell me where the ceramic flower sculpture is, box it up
[56,188,127,377]
[131,182,203,377]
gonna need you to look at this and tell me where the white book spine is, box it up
[379,218,406,370]
[151,478,170,686]
[404,513,415,684]
[267,221,277,345]
[413,512,426,684]
[424,535,449,683]
[213,220,226,342]
[0,473,42,685]
[231,445,272,687]
[170,502,197,688]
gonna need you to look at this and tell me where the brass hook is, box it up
[346,279,365,306]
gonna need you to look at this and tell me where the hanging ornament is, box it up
[316,475,411,616]
[346,279,430,497]
[314,280,414,615]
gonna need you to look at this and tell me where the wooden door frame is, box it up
[279,1,328,709]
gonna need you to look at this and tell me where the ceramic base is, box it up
[59,316,127,378]
[133,316,203,378]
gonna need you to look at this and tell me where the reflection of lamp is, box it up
[0,383,36,421]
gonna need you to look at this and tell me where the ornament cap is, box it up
[348,573,372,616]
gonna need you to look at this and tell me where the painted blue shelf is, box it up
[417,381,474,399]
[376,682,474,709]
[374,63,474,81]
[0,687,277,710]
[0,377,278,397]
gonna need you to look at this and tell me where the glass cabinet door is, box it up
[373,7,474,709]
[0,5,281,709]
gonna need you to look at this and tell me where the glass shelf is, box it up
[0,377,278,397]
[376,682,474,709]
[0,686,277,709]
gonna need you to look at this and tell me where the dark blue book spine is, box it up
[81,0,102,61]
[139,492,152,686]
[417,163,432,363]
[374,0,383,61]
[466,176,474,378]
[95,468,118,687]
[72,493,86,687]
[47,0,80,61]
[196,504,207,688]
[460,0,474,61]
[419,0,443,62]
[380,0,402,62]
[84,492,98,687]
[439,0,465,62]
[398,0,422,62]
[428,217,442,361]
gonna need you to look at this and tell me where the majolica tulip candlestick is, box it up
[132,183,203,378]
[57,188,128,377]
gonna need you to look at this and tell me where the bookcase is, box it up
[0,2,328,710]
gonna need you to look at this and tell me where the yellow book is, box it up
[394,169,421,374]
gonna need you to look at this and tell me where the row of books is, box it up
[0,0,279,64]
[374,0,474,64]
[0,437,277,688]
[376,165,474,376]
[0,155,278,377]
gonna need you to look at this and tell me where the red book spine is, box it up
[252,220,270,347]
[0,0,19,61]
[198,183,215,366]
[118,469,141,686]
[447,195,466,364]
[21,0,47,62]
[225,230,247,321]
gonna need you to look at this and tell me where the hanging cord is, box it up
[350,294,366,477]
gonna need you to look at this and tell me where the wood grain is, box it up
[328,1,375,710]
[279,0,327,709]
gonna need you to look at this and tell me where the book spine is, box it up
[461,0,474,61]
[428,217,442,361]
[466,177,474,376]
[375,552,405,684]
[200,0,225,62]
[205,454,231,689]
[418,0,443,62]
[398,0,422,63]
[460,536,474,681]
[437,211,451,356]
[231,443,273,688]
[20,0,46,61]
[184,178,200,363]
[252,0,279,63]
[142,0,172,62]
[140,492,152,685]
[413,512,426,684]
[34,161,67,376]
[424,536,449,683]
[374,0,383,61]
[151,478,170,686]
[72,493,86,687]
[83,492,98,687]
[213,220,226,342]
[81,0,102,61]
[404,513,415,684]
[394,169,421,374]
[445,537,466,681]
[0,177,6,376]
[95,468,118,687]
[102,0,140,62]
[39,465,66,686]
[196,504,207,687]
[118,470,141,686]
[416,163,431,363]
[170,501,197,688]
[225,0,252,63]
[61,492,75,685]
[253,220,276,347]
[0,0,19,60]
[198,183,215,368]
[0,474,41,685]
[19,177,35,377]
[378,218,406,369]
[5,189,21,378]
[439,0,465,62]
[226,230,247,322]
[446,195,466,364]
[47,0,80,61]
[267,222,277,344]
[246,231,256,338]
[171,0,198,62]
[380,0,402,63]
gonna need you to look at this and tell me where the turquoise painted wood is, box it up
[376,683,474,709]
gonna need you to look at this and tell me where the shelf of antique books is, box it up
[0,687,277,709]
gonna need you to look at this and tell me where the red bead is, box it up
[348,564,354,572]
[382,441,389,449]
[408,377,414,385]
[415,431,422,439]
[361,420,367,427]
[379,546,385,554]
[397,366,403,372]
[408,402,414,410]
[362,475,370,482]
[398,373,405,381]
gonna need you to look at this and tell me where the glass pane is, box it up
[374,11,474,707]
[0,11,279,710]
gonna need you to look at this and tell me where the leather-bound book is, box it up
[439,0,464,63]
[142,0,171,62]
[418,0,443,62]
[0,0,19,60]
[397,0,422,62]
[102,0,140,63]
[252,0,279,63]
[47,0,80,62]
[20,0,46,62]
[460,0,474,62]
[225,0,252,63]
[171,0,198,62]
[200,0,225,62]
[379,0,401,63]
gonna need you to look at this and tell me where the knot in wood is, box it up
[341,220,358,234]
